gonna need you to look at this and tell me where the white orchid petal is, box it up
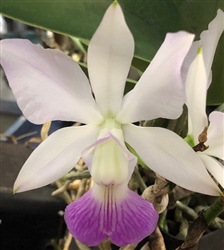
[0,39,102,124]
[181,41,199,84]
[200,9,224,86]
[206,111,224,160]
[198,153,224,188]
[87,2,134,116]
[82,128,137,186]
[185,48,208,142]
[123,124,220,195]
[182,9,224,87]
[117,32,194,123]
[14,125,100,192]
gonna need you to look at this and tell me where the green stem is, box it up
[176,196,224,250]
[204,196,224,225]
[176,201,198,219]
[158,210,168,232]
[133,166,147,192]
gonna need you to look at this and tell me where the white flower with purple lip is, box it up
[182,9,224,194]
[0,1,220,247]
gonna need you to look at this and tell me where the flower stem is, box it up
[176,196,224,250]
[203,196,224,225]
[133,166,147,192]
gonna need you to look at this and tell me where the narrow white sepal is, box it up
[14,125,100,193]
[206,111,224,160]
[198,153,224,188]
[88,2,134,116]
[117,32,195,123]
[182,9,224,88]
[185,48,208,143]
[123,124,220,196]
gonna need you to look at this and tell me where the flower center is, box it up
[101,117,121,130]
[91,128,129,186]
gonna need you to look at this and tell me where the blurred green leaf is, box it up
[1,0,224,104]
[215,103,224,112]
[70,37,86,53]
[131,56,149,73]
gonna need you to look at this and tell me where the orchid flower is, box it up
[0,1,220,246]
[183,9,224,194]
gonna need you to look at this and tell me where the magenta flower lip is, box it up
[65,184,159,246]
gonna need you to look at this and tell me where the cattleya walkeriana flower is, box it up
[182,9,224,194]
[0,1,221,246]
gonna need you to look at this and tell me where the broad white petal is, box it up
[82,128,137,185]
[87,2,134,116]
[206,111,224,160]
[182,9,224,87]
[117,32,194,123]
[181,41,199,84]
[185,48,208,143]
[14,124,100,192]
[0,39,102,124]
[200,9,224,86]
[123,124,220,195]
[198,153,224,188]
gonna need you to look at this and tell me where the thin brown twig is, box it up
[54,180,72,204]
[63,232,73,250]
[148,227,166,250]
